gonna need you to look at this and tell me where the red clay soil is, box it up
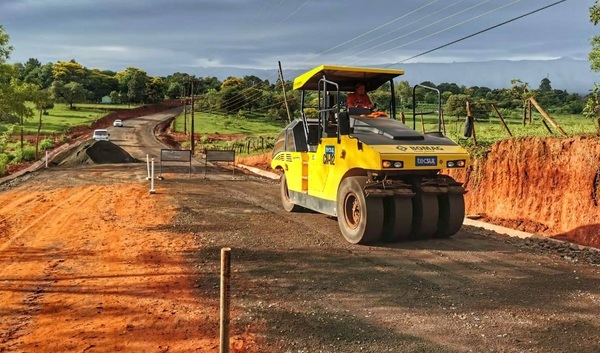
[449,135,600,248]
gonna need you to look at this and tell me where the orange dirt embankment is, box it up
[450,135,600,248]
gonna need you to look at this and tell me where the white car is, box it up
[92,129,110,141]
[113,119,123,127]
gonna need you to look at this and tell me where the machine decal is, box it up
[410,146,444,152]
[323,145,335,165]
[415,156,438,166]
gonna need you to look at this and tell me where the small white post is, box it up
[146,154,151,180]
[45,151,48,168]
[149,158,156,194]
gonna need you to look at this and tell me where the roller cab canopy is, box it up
[292,65,405,92]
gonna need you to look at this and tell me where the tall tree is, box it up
[590,1,600,71]
[116,67,149,104]
[0,25,16,120]
[52,60,86,83]
[32,89,53,158]
[586,1,600,131]
[51,81,87,109]
[85,69,119,101]
[0,25,13,66]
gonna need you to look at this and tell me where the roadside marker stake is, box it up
[45,151,48,168]
[149,158,156,194]
[220,247,231,353]
[146,154,151,180]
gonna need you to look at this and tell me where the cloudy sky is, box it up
[0,0,597,80]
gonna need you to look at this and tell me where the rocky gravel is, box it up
[162,175,600,353]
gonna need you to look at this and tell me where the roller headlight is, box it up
[382,160,404,169]
[446,159,466,168]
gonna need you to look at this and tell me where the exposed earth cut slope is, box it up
[450,135,600,248]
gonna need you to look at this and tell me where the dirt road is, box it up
[0,110,599,353]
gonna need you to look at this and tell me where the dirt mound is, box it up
[450,135,600,248]
[55,140,140,166]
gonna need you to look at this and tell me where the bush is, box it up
[12,146,36,163]
[39,138,55,151]
[0,154,8,176]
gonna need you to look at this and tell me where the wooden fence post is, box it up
[528,97,568,137]
[491,103,513,137]
[466,101,477,146]
[220,247,231,353]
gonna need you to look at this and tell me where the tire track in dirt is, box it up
[0,186,110,351]
[0,186,101,252]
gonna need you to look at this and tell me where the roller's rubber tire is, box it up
[381,196,413,242]
[409,193,439,239]
[280,173,301,212]
[436,193,465,238]
[337,176,384,244]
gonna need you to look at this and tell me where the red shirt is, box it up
[347,93,373,109]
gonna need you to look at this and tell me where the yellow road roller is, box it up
[270,65,470,244]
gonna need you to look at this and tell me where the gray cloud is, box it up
[1,0,596,79]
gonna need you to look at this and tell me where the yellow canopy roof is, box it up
[292,65,405,92]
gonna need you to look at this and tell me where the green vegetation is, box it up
[173,111,285,135]
[171,110,286,155]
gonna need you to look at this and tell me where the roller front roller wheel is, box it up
[381,196,413,242]
[436,193,465,238]
[410,193,439,239]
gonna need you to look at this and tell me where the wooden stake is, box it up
[220,247,231,353]
[491,103,513,137]
[541,119,554,135]
[466,101,477,146]
[440,109,446,135]
[528,97,568,137]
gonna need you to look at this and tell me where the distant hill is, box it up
[195,57,597,95]
[398,57,595,95]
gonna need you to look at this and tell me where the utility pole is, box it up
[190,80,195,154]
[278,61,292,123]
[183,97,188,135]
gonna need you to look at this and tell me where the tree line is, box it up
[2,11,600,132]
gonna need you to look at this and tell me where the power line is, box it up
[393,0,567,65]
[309,0,442,59]
[351,0,500,63]
[331,0,469,60]
[276,0,312,28]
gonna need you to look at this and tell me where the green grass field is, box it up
[405,110,597,144]
[173,108,597,145]
[168,107,597,159]
[172,111,286,135]
[16,102,138,135]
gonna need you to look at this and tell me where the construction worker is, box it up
[347,83,374,110]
